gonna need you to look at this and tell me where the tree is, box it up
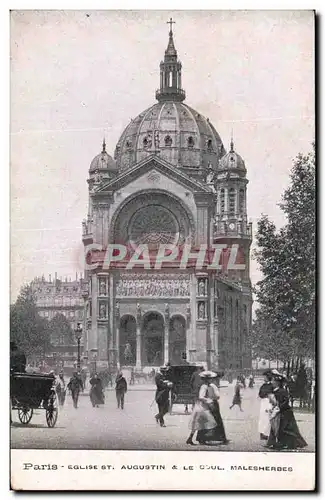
[10,285,51,358]
[48,313,74,346]
[253,145,315,367]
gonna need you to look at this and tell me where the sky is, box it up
[10,9,315,301]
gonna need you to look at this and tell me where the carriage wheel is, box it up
[18,407,33,425]
[46,391,58,428]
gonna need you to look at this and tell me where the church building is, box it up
[82,21,253,372]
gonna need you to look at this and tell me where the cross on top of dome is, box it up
[156,17,186,103]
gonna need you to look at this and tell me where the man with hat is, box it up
[154,365,173,427]
[267,372,307,450]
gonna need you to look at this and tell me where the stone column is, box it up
[115,301,120,370]
[164,304,170,364]
[136,304,142,370]
[208,273,215,369]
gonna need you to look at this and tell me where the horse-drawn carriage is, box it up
[166,365,200,414]
[10,372,58,427]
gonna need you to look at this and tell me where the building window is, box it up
[143,137,149,148]
[169,71,172,87]
[126,140,132,149]
[164,135,172,147]
[229,188,236,215]
[187,136,194,148]
[239,189,245,213]
[220,189,225,213]
[207,138,213,152]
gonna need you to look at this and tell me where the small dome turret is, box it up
[219,138,246,173]
[89,138,117,173]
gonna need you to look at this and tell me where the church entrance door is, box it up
[119,315,136,366]
[142,312,164,367]
[169,315,186,365]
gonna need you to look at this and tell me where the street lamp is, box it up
[75,323,83,372]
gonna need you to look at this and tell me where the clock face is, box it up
[228,223,235,230]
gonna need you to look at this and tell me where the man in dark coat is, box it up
[115,372,128,409]
[154,366,172,427]
[67,372,84,409]
[10,342,26,373]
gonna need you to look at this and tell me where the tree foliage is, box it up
[253,145,315,362]
[48,313,74,346]
[10,285,51,357]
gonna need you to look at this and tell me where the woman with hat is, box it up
[186,370,229,446]
[258,370,274,440]
[266,373,307,450]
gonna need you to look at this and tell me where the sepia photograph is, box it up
[10,9,315,490]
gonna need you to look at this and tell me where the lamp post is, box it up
[75,323,83,372]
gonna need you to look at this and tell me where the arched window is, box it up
[126,140,132,149]
[207,138,213,152]
[229,188,236,214]
[220,188,225,213]
[239,189,245,213]
[164,135,172,147]
[143,137,148,148]
[187,136,194,148]
[169,71,173,87]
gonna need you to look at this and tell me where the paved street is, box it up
[11,380,315,452]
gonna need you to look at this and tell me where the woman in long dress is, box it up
[186,371,229,445]
[89,373,105,408]
[267,374,307,450]
[258,370,273,440]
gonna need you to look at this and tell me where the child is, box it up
[229,376,244,411]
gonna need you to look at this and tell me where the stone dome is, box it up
[114,101,226,172]
[219,141,246,173]
[89,140,117,173]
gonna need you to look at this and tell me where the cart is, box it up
[167,365,202,415]
[10,372,58,428]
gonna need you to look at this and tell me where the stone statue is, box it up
[198,302,205,319]
[124,343,132,364]
[99,279,106,295]
[154,130,160,149]
[94,170,101,183]
[99,303,107,319]
[165,303,170,318]
[136,303,141,319]
[115,301,120,318]
[199,279,205,296]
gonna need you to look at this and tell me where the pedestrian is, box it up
[229,376,244,411]
[258,370,273,440]
[67,372,83,409]
[154,366,173,427]
[190,366,204,410]
[248,374,255,388]
[266,374,307,450]
[89,373,105,408]
[187,370,229,445]
[115,371,128,409]
[56,372,66,407]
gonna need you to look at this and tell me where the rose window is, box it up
[128,205,179,246]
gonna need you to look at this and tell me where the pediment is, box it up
[95,155,213,195]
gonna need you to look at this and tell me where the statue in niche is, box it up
[136,303,141,319]
[198,302,205,319]
[115,301,120,318]
[94,169,101,184]
[99,279,106,296]
[124,343,132,364]
[99,303,107,319]
[154,130,160,149]
[165,303,170,318]
[198,279,206,296]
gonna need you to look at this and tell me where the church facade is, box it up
[82,23,253,372]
